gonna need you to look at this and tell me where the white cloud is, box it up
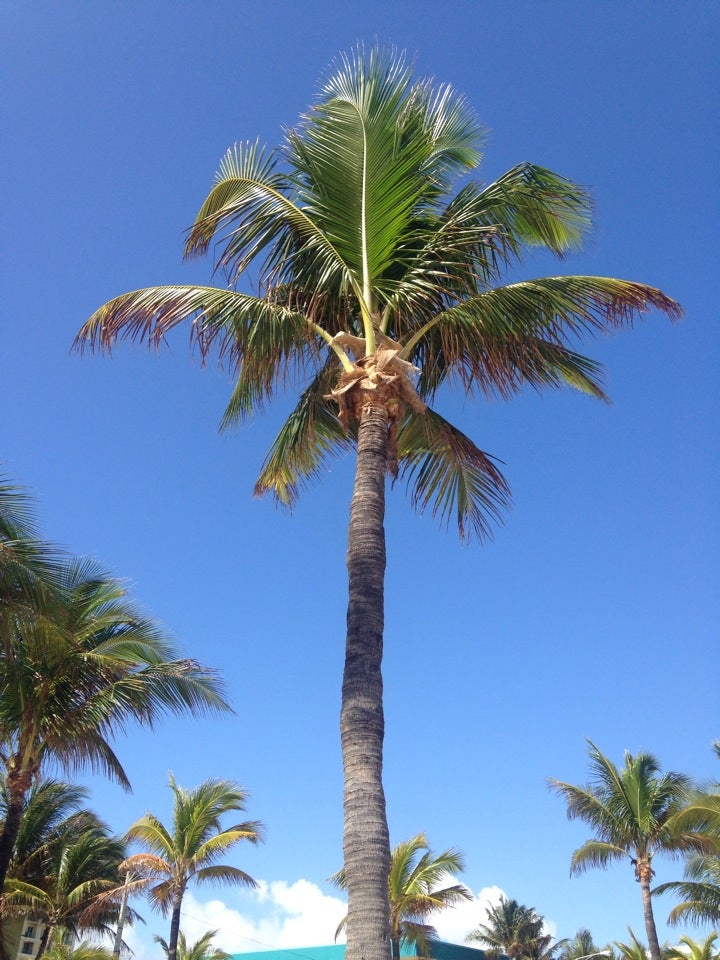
[432,885,506,945]
[131,880,348,959]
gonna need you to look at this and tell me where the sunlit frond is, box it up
[409,276,681,400]
[397,409,510,540]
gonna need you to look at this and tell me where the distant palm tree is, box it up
[75,45,681,960]
[556,929,610,960]
[333,833,471,959]
[154,930,231,960]
[467,896,560,960]
[123,775,261,960]
[549,741,714,960]
[614,930,656,960]
[0,478,231,892]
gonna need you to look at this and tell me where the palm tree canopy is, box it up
[123,775,262,916]
[2,824,134,937]
[0,776,101,886]
[467,896,557,960]
[74,45,681,542]
[549,740,712,877]
[0,554,231,790]
[332,833,471,955]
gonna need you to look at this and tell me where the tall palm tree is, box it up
[74,46,680,960]
[549,740,714,960]
[0,495,231,892]
[122,775,261,960]
[467,896,558,960]
[333,833,471,959]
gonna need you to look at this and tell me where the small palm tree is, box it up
[0,478,231,892]
[549,741,714,960]
[75,46,681,960]
[333,833,471,959]
[154,930,231,960]
[123,775,261,960]
[556,929,611,960]
[467,896,558,960]
[614,931,655,960]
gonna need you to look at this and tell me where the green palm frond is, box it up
[655,854,720,926]
[193,864,258,888]
[570,840,630,874]
[397,408,510,540]
[407,277,680,401]
[287,47,480,320]
[185,141,357,304]
[461,162,593,255]
[253,363,355,505]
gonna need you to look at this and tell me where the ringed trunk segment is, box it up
[167,887,185,960]
[637,860,661,960]
[342,402,391,960]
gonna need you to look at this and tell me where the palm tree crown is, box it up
[549,740,713,960]
[123,775,261,960]
[74,46,680,960]
[467,896,558,960]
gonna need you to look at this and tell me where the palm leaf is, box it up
[254,363,354,505]
[185,141,356,302]
[408,276,681,400]
[397,409,510,540]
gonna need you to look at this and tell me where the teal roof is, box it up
[231,942,486,960]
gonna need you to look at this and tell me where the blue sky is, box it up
[2,0,718,953]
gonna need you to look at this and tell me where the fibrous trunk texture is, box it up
[167,887,185,960]
[639,864,661,960]
[341,401,391,960]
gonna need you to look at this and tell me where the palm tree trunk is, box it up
[34,923,55,960]
[639,867,661,960]
[0,773,28,891]
[167,887,185,960]
[341,401,391,960]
